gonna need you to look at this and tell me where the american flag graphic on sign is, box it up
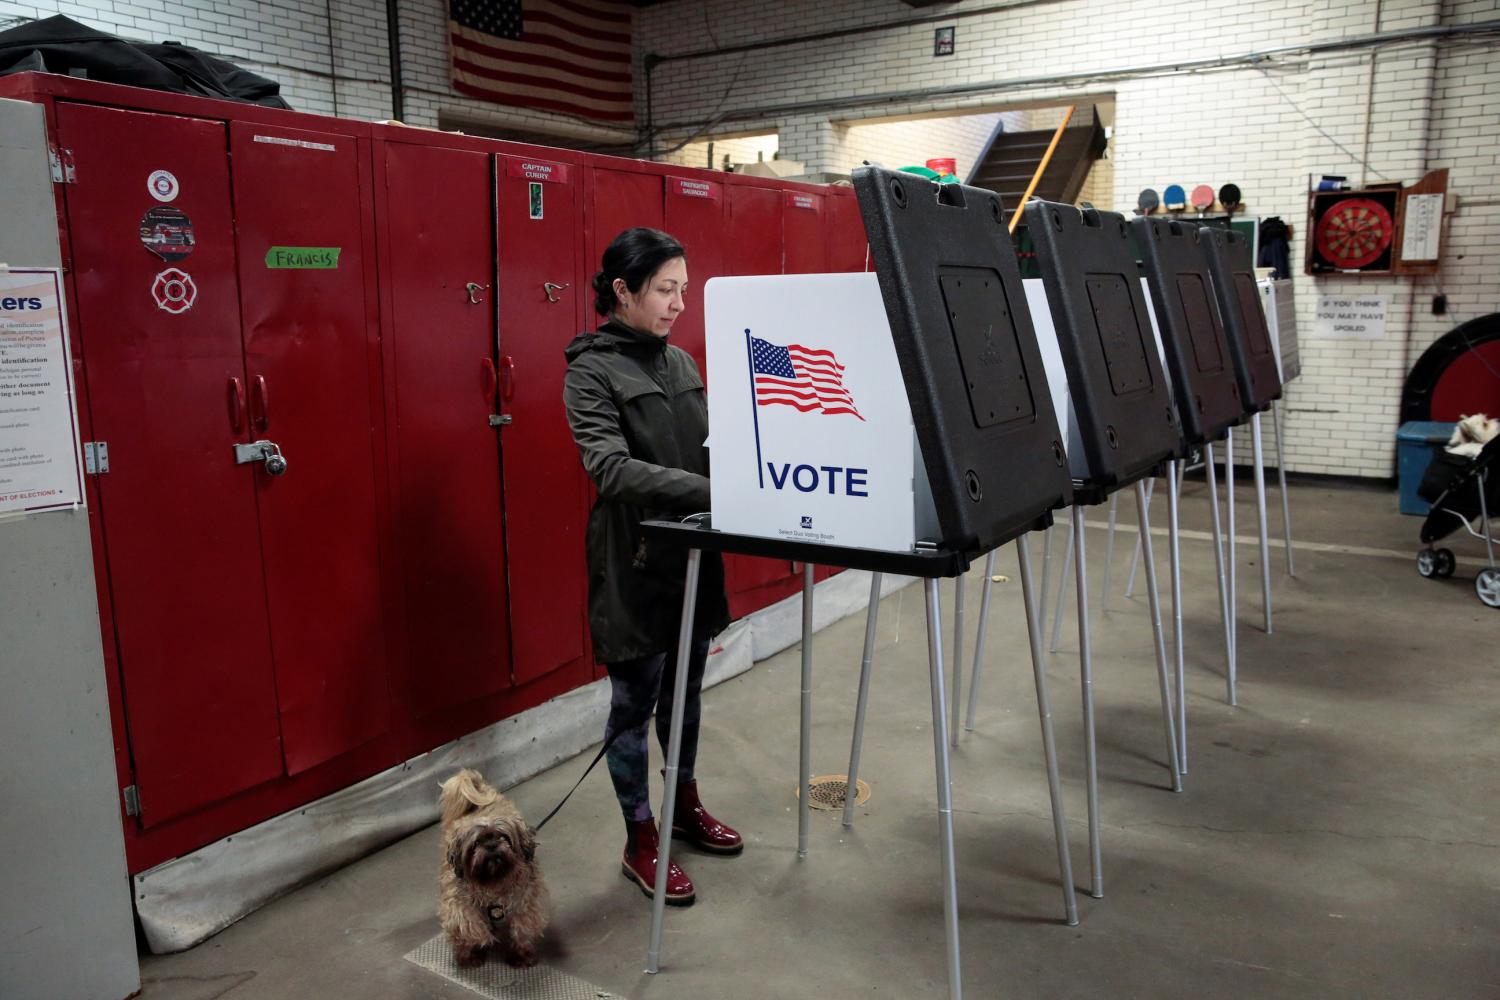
[448,0,634,125]
[749,335,864,420]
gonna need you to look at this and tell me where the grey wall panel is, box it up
[0,97,140,1000]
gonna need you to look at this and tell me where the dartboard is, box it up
[1315,196,1394,269]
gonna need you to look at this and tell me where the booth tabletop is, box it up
[639,519,983,578]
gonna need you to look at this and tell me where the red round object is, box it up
[1190,184,1214,210]
[925,157,957,178]
[1315,196,1394,269]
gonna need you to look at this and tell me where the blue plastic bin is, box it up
[1397,420,1456,515]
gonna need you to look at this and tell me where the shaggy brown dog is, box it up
[438,769,549,967]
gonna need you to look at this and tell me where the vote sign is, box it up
[705,273,919,552]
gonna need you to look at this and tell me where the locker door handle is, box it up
[499,355,516,402]
[251,375,270,430]
[543,281,569,303]
[480,357,497,399]
[228,376,245,433]
[466,282,489,304]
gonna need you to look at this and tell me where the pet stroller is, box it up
[1415,436,1500,608]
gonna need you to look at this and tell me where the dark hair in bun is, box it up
[592,227,686,316]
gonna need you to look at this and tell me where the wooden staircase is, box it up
[966,106,1108,225]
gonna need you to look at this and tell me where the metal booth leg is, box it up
[1072,506,1103,898]
[1252,412,1274,635]
[1101,493,1119,614]
[1049,511,1075,653]
[951,572,965,748]
[1017,535,1080,926]
[843,572,882,829]
[1039,525,1055,630]
[1205,440,1237,706]
[799,563,814,858]
[1225,428,1238,668]
[965,548,999,732]
[1273,398,1296,577]
[1125,477,1155,598]
[924,577,964,999]
[645,548,703,974]
[1168,460,1187,772]
[1134,480,1183,791]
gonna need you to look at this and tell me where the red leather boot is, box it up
[671,780,744,855]
[621,818,695,905]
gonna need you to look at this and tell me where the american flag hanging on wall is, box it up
[448,0,635,125]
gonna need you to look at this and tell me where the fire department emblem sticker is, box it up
[152,268,197,314]
[148,169,180,202]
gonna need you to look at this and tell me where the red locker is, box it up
[54,103,285,826]
[588,166,664,272]
[381,140,514,716]
[228,121,390,775]
[496,154,590,685]
[719,183,801,615]
[662,173,727,375]
[827,190,870,273]
[782,188,829,274]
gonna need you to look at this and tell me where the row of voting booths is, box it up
[641,167,1302,997]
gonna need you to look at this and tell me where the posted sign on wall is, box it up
[705,273,918,552]
[0,268,83,515]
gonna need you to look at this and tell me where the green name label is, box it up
[265,246,341,269]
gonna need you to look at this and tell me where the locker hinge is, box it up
[49,145,76,184]
[123,785,141,817]
[83,441,109,474]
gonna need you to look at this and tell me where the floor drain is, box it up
[796,775,872,810]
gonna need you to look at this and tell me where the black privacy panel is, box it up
[1201,227,1283,411]
[1085,273,1154,395]
[1024,200,1182,491]
[936,267,1036,429]
[853,166,1071,553]
[1131,216,1245,443]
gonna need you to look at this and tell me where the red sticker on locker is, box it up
[506,159,570,184]
[669,176,721,202]
[785,192,821,212]
[152,268,198,314]
[140,206,196,262]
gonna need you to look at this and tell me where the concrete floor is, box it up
[138,477,1500,999]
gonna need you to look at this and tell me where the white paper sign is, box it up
[1400,193,1443,262]
[1313,295,1386,340]
[705,273,916,552]
[0,268,83,514]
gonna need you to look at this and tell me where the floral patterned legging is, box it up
[603,639,710,822]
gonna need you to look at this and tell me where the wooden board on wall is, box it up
[1393,168,1448,277]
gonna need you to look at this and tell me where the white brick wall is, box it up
[636,0,1500,478]
[656,132,779,170]
[0,0,392,119]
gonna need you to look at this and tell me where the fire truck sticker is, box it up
[139,206,195,263]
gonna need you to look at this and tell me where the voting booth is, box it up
[1019,199,1186,901]
[640,166,1085,999]
[1201,227,1288,647]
